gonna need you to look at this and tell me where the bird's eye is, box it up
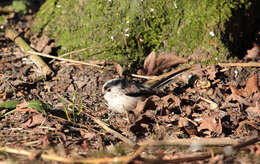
[107,88,111,92]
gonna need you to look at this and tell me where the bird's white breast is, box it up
[104,87,143,113]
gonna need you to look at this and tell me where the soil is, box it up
[0,3,260,164]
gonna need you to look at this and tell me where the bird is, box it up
[102,78,160,113]
[102,67,191,113]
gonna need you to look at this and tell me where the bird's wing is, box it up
[123,81,156,97]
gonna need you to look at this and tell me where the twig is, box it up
[0,138,258,163]
[0,7,14,13]
[49,47,90,64]
[5,28,53,76]
[232,137,260,150]
[27,51,102,68]
[84,112,136,146]
[142,137,260,163]
[140,138,239,146]
[0,54,30,64]
[0,146,144,163]
[218,62,260,67]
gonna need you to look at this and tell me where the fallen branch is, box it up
[143,137,260,163]
[0,7,14,13]
[140,138,239,146]
[218,62,260,67]
[5,28,53,76]
[0,137,258,163]
[0,146,145,163]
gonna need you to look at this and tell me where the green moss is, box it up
[31,0,251,69]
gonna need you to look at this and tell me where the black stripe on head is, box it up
[103,79,123,90]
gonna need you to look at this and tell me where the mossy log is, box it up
[31,0,256,68]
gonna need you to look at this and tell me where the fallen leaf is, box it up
[161,94,181,109]
[21,114,46,128]
[138,51,187,75]
[143,51,156,75]
[197,114,222,135]
[38,136,50,148]
[244,43,260,60]
[206,66,217,80]
[31,35,50,52]
[178,117,189,127]
[154,52,187,74]
[132,99,148,116]
[113,62,124,77]
[246,102,260,118]
[226,86,250,105]
[178,117,197,136]
[243,74,259,97]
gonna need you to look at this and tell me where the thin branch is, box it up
[27,51,102,68]
[140,138,239,146]
[218,62,260,67]
[0,146,145,163]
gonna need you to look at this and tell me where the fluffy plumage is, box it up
[102,79,156,113]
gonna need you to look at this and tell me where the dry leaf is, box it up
[138,51,187,75]
[226,86,250,105]
[178,117,189,127]
[143,51,156,75]
[246,102,260,118]
[197,114,222,135]
[161,94,181,108]
[244,43,260,60]
[244,74,259,97]
[132,99,148,116]
[31,35,50,52]
[155,52,187,71]
[178,117,197,136]
[206,66,217,80]
[21,114,46,128]
[113,62,124,77]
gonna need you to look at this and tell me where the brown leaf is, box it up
[132,99,148,116]
[139,51,187,75]
[161,94,181,109]
[113,62,124,77]
[178,117,197,136]
[226,86,250,105]
[143,51,156,75]
[197,114,222,135]
[38,136,50,148]
[154,52,187,74]
[21,114,46,128]
[178,117,189,127]
[206,66,217,80]
[246,102,260,118]
[244,43,260,60]
[244,74,259,97]
[31,35,51,52]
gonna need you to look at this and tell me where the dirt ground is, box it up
[0,3,260,164]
